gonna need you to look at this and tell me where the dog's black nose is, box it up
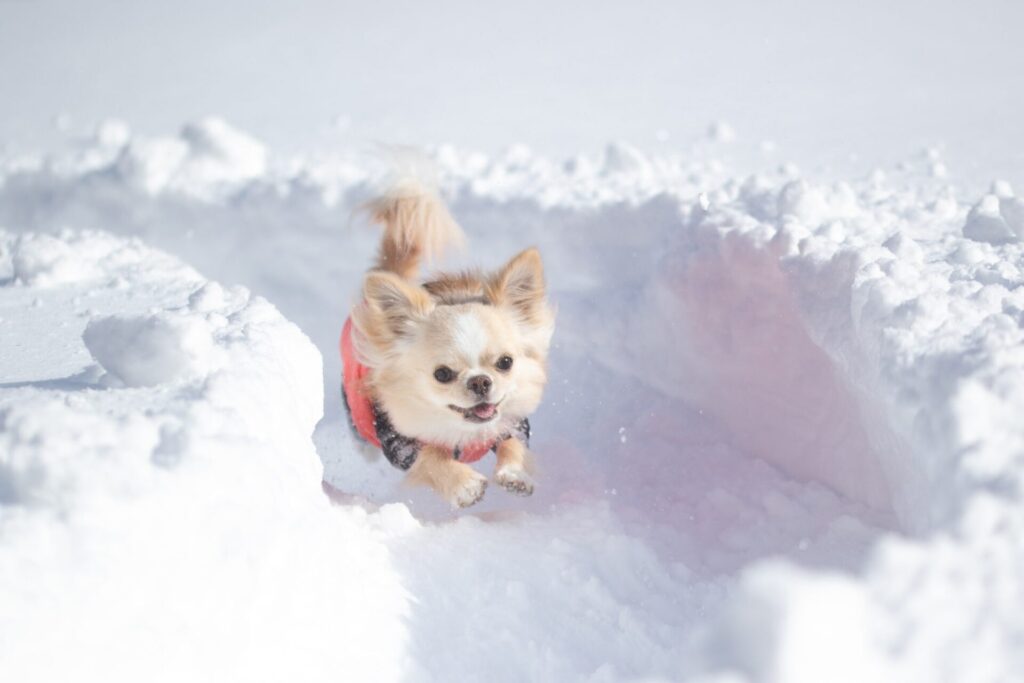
[467,374,492,398]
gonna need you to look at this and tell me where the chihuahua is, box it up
[341,174,554,508]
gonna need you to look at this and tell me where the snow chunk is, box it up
[116,136,189,194]
[96,118,132,149]
[601,141,650,175]
[777,180,858,226]
[708,121,737,143]
[11,233,100,286]
[116,117,267,198]
[179,117,268,183]
[990,180,1014,198]
[963,193,1024,244]
[83,312,215,387]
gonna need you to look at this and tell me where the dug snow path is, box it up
[2,120,1023,682]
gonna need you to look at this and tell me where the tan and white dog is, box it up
[341,175,555,508]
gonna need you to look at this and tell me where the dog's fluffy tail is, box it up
[366,159,464,281]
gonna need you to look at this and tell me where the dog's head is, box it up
[352,248,554,446]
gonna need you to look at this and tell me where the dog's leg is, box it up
[406,444,488,508]
[494,438,535,496]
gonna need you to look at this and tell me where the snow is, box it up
[964,192,1024,245]
[3,0,1024,674]
[83,312,216,387]
[0,228,409,682]
[2,117,1023,681]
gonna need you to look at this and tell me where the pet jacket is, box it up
[340,317,529,470]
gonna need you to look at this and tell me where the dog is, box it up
[340,174,555,508]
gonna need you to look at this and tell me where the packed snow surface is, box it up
[2,121,1023,682]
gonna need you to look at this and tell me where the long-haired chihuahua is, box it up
[340,172,555,508]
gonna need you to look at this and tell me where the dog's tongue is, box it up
[472,403,496,419]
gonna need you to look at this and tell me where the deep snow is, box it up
[2,119,1024,681]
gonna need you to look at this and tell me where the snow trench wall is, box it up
[0,229,411,682]
[559,173,1018,536]
[501,185,952,534]
[648,227,896,514]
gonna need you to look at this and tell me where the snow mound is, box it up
[113,117,267,198]
[0,117,268,201]
[0,229,409,682]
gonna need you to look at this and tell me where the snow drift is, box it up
[1,120,1023,681]
[0,229,410,682]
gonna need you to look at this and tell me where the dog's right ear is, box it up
[358,271,434,345]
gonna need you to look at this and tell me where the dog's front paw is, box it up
[450,471,488,508]
[495,466,534,497]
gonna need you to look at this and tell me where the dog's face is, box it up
[353,248,554,446]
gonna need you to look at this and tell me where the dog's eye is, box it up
[433,366,456,383]
[495,355,514,372]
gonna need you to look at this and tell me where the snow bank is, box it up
[0,229,409,682]
[655,176,1024,681]
[2,120,1023,681]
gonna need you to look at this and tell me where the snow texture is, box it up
[0,229,408,682]
[1,118,1023,682]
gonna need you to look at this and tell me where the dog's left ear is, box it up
[487,248,546,318]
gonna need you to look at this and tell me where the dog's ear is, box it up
[488,249,553,347]
[358,271,434,345]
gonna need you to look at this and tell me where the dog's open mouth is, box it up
[448,401,500,423]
